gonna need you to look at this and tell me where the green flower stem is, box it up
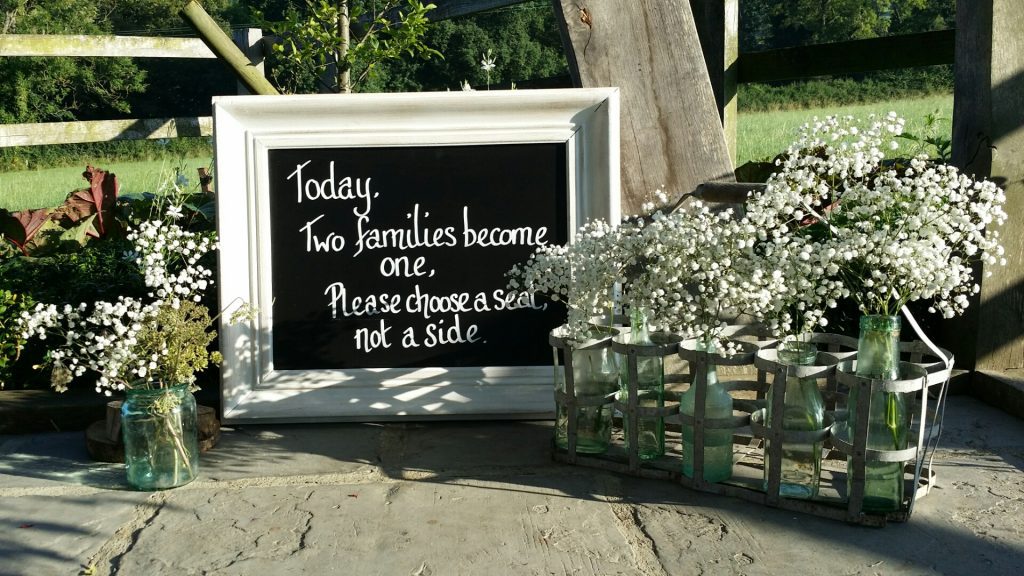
[150,393,194,477]
[886,391,900,450]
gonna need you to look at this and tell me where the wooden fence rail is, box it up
[0,3,959,150]
[0,34,216,59]
[0,118,212,148]
[738,29,956,84]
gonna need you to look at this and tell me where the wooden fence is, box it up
[0,28,262,148]
[0,0,536,149]
[0,0,958,155]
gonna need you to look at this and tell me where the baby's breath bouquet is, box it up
[507,217,621,340]
[745,112,1007,512]
[19,209,219,395]
[19,205,219,489]
[508,195,768,352]
[624,201,766,352]
[746,112,1007,329]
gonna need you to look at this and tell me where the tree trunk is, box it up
[338,0,352,93]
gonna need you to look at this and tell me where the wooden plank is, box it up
[972,371,1024,420]
[739,30,955,83]
[428,0,532,20]
[952,0,1024,374]
[690,0,739,167]
[0,34,215,58]
[181,1,278,96]
[553,0,735,215]
[233,28,266,95]
[0,117,212,148]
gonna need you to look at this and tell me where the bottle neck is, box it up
[695,337,720,388]
[628,306,653,345]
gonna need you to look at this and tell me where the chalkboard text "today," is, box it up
[287,160,375,218]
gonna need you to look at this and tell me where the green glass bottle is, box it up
[554,334,618,454]
[681,340,733,482]
[764,340,825,499]
[849,315,909,513]
[617,307,665,460]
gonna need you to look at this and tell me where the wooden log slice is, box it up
[85,404,222,462]
[85,420,125,463]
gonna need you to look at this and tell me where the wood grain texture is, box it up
[553,0,735,215]
[0,117,212,147]
[0,34,215,58]
[953,0,1024,372]
[689,0,738,166]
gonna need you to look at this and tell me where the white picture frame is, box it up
[214,88,620,423]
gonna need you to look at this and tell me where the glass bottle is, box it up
[121,384,199,490]
[764,340,825,499]
[616,307,665,460]
[681,339,734,482]
[554,332,618,454]
[848,314,909,513]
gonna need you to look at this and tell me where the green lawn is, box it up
[0,156,212,212]
[736,93,954,165]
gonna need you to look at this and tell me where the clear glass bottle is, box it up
[848,314,909,513]
[554,333,618,454]
[616,307,665,460]
[121,384,198,490]
[681,339,733,482]
[764,340,825,499]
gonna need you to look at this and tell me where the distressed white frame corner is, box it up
[214,88,620,423]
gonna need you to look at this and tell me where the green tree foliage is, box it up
[99,0,239,120]
[367,1,568,93]
[260,0,441,94]
[0,0,147,123]
[740,0,954,50]
[737,0,955,112]
[98,0,236,33]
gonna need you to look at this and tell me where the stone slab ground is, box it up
[1,396,1022,576]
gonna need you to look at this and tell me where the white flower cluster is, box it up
[19,298,159,395]
[508,218,620,339]
[623,203,765,351]
[509,202,769,351]
[127,218,216,309]
[19,207,218,394]
[746,113,1007,326]
[509,113,1007,345]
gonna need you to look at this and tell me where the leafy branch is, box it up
[262,0,441,94]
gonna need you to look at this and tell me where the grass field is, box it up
[0,156,213,212]
[736,93,954,165]
[0,94,955,212]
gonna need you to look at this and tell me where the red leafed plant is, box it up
[57,166,120,237]
[0,208,51,255]
[1,166,121,256]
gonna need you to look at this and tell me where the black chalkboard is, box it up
[266,143,568,370]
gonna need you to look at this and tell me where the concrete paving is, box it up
[1,395,1022,576]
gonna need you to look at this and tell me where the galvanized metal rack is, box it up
[551,327,952,527]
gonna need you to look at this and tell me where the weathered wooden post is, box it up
[689,0,739,167]
[180,0,278,96]
[953,0,1024,415]
[552,0,735,215]
[232,28,266,96]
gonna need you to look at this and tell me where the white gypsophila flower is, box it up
[508,201,767,352]
[19,212,220,394]
[745,113,1007,324]
[127,219,216,306]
